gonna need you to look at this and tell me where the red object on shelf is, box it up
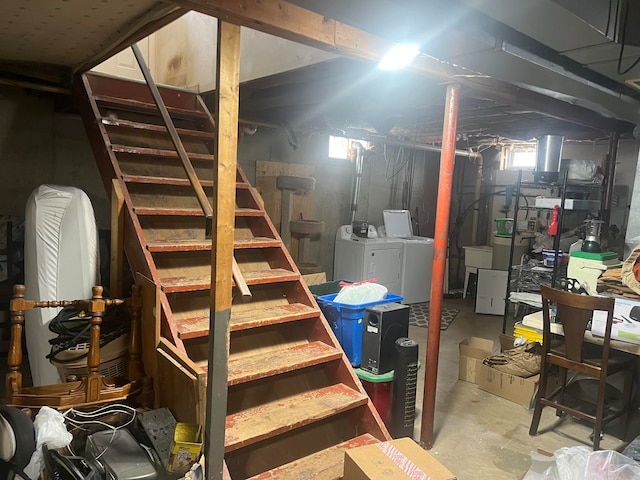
[548,205,559,236]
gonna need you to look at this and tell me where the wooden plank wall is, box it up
[255,161,316,260]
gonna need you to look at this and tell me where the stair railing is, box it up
[130,43,251,301]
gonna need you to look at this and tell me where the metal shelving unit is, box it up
[501,170,603,333]
[501,170,569,333]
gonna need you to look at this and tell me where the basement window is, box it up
[328,136,370,160]
[508,148,536,169]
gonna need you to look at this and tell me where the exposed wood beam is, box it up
[169,0,458,78]
[463,79,633,135]
[205,20,241,480]
[169,0,633,135]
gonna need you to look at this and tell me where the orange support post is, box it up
[420,83,460,449]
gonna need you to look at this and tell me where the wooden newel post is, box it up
[6,284,26,397]
[86,285,105,402]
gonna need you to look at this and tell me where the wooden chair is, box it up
[529,285,636,450]
[4,284,150,409]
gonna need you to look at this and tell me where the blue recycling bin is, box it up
[316,293,403,366]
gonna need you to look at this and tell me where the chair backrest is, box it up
[539,285,615,365]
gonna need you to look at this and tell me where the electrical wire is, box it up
[63,404,136,460]
[47,304,129,363]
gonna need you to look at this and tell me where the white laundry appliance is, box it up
[333,225,404,297]
[333,211,434,304]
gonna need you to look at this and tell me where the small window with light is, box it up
[508,147,536,169]
[329,136,370,160]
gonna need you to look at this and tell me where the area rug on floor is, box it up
[409,302,459,330]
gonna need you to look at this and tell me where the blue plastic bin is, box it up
[316,293,403,366]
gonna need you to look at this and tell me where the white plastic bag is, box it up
[23,406,73,479]
[523,446,640,480]
[334,282,388,305]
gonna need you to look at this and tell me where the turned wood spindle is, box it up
[6,284,26,396]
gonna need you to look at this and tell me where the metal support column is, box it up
[421,83,460,449]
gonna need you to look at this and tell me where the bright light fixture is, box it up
[378,44,420,70]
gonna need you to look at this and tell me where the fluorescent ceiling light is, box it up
[379,44,420,70]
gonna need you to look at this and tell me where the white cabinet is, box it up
[475,269,508,315]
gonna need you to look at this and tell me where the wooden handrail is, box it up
[131,43,213,220]
[130,43,251,301]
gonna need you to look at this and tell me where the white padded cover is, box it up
[24,185,99,387]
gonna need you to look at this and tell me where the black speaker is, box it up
[361,303,409,375]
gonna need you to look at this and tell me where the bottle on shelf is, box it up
[548,205,559,236]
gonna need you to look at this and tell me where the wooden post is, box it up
[205,20,241,480]
[86,286,105,403]
[6,285,26,398]
[110,179,125,298]
[421,83,460,449]
[127,284,144,382]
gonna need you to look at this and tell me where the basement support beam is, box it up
[205,20,241,480]
[169,0,632,135]
[421,83,460,449]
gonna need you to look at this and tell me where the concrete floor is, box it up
[2,295,638,479]
[410,295,638,480]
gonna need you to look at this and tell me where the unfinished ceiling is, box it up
[0,0,638,145]
[0,0,185,87]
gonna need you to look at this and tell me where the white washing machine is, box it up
[333,225,403,297]
[333,223,434,304]
[383,210,434,304]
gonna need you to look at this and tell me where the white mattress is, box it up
[24,185,99,386]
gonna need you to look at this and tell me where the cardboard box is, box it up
[168,423,203,475]
[458,337,495,383]
[344,438,457,480]
[477,335,539,408]
[592,297,640,345]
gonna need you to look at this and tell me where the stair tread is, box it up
[94,93,208,118]
[147,237,280,252]
[101,117,212,138]
[161,268,298,293]
[122,174,214,188]
[225,384,368,452]
[247,434,380,480]
[111,144,214,161]
[134,207,205,216]
[134,206,263,216]
[176,302,320,339]
[223,341,342,385]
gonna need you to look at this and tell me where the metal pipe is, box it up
[601,132,619,248]
[350,142,365,223]
[421,83,460,449]
[470,154,484,244]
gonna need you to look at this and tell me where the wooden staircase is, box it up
[76,72,389,479]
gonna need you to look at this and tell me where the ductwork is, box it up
[554,0,640,47]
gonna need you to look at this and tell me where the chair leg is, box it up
[530,363,550,436]
[622,368,634,441]
[556,367,567,417]
[593,376,609,450]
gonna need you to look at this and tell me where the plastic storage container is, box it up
[355,367,394,426]
[317,292,403,366]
